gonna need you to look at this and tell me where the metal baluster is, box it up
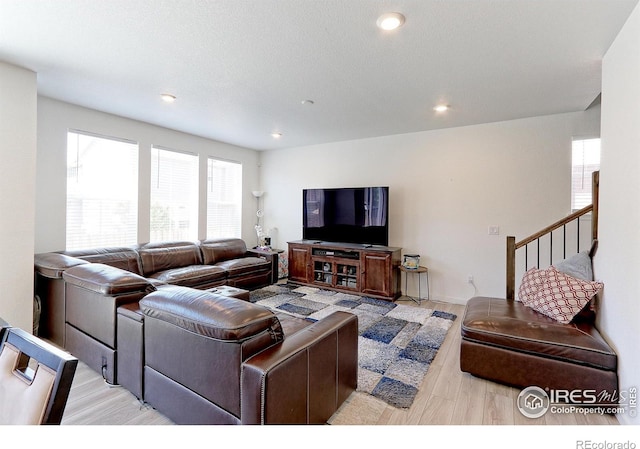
[577,217,580,253]
[563,224,566,259]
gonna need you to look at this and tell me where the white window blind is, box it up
[150,146,199,242]
[66,131,139,250]
[571,138,601,211]
[207,158,242,238]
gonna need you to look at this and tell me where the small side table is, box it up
[250,247,285,284]
[399,265,429,305]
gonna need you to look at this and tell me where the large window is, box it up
[66,131,139,250]
[150,146,199,242]
[207,158,242,238]
[571,138,601,211]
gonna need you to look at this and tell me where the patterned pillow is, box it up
[518,267,545,305]
[526,266,603,324]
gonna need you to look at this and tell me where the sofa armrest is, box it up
[246,248,279,284]
[62,263,154,297]
[246,248,274,262]
[35,253,88,279]
[240,311,358,424]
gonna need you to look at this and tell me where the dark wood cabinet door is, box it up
[288,244,310,283]
[362,252,392,297]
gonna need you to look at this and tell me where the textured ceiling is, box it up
[0,0,637,150]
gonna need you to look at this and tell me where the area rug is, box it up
[249,283,457,409]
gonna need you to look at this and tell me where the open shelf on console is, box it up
[311,248,360,259]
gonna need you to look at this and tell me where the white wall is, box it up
[596,1,640,426]
[35,97,261,253]
[260,109,600,303]
[0,62,37,331]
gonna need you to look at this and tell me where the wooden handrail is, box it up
[515,204,593,249]
[506,170,599,300]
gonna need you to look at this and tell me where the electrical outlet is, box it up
[468,275,474,283]
[488,226,500,235]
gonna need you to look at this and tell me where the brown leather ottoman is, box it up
[460,297,618,402]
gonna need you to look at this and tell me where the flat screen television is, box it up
[302,186,389,246]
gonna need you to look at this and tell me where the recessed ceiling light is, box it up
[160,93,176,103]
[434,104,450,113]
[271,132,282,138]
[376,12,405,31]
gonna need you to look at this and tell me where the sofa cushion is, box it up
[461,297,616,371]
[199,238,248,265]
[137,241,203,276]
[139,285,283,342]
[214,257,270,278]
[148,265,227,288]
[526,266,603,324]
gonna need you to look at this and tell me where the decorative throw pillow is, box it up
[554,250,597,322]
[526,266,603,324]
[518,267,545,305]
[554,250,593,281]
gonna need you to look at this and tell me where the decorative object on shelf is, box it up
[254,224,270,249]
[402,254,420,270]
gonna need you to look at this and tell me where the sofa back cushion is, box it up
[63,247,142,275]
[199,238,247,265]
[137,241,203,276]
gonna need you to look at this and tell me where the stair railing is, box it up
[506,171,599,300]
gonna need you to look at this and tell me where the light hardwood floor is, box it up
[59,296,619,426]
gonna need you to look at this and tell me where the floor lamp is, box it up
[252,190,264,247]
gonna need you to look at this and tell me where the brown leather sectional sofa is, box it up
[33,238,359,424]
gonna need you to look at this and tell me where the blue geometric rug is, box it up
[250,283,457,409]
